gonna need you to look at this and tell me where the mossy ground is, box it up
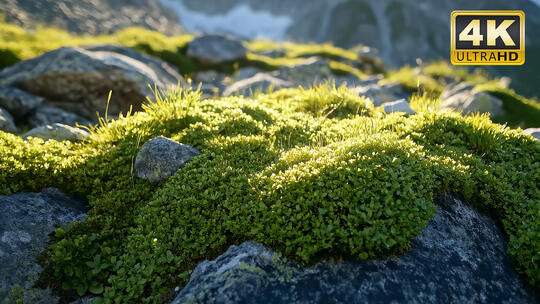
[0,21,539,304]
[0,84,538,303]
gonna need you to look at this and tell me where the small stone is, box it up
[23,123,89,142]
[135,136,201,183]
[187,35,247,65]
[383,99,415,114]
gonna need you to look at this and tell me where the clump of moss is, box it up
[0,84,537,303]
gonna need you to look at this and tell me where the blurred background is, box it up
[1,0,539,97]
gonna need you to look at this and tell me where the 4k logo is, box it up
[451,11,525,65]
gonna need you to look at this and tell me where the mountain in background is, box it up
[159,0,540,98]
[0,0,184,35]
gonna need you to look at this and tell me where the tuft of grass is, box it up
[409,91,440,113]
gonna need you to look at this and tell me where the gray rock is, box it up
[135,136,201,183]
[172,195,536,304]
[193,70,227,85]
[440,81,474,101]
[0,188,86,303]
[383,98,415,114]
[192,70,227,96]
[187,35,247,65]
[223,73,295,97]
[273,56,333,88]
[0,107,17,133]
[352,79,408,106]
[440,82,504,117]
[523,128,540,140]
[0,46,184,120]
[235,67,263,81]
[27,105,91,128]
[0,86,43,118]
[23,123,89,142]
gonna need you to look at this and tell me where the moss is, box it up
[0,83,537,303]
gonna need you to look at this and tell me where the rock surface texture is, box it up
[0,188,86,303]
[273,57,332,88]
[27,105,91,128]
[135,136,201,183]
[0,46,184,121]
[0,86,43,118]
[187,35,247,65]
[440,82,504,117]
[172,195,536,304]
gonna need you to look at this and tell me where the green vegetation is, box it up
[2,20,539,127]
[386,61,540,127]
[0,20,539,303]
[0,83,538,303]
[0,21,369,78]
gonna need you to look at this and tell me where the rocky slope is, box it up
[0,0,184,35]
[160,0,540,97]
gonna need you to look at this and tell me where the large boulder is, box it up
[0,46,184,120]
[0,86,43,118]
[135,136,201,183]
[0,106,17,133]
[0,188,86,303]
[187,35,247,65]
[23,123,89,142]
[223,73,295,96]
[440,82,504,117]
[172,195,536,304]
